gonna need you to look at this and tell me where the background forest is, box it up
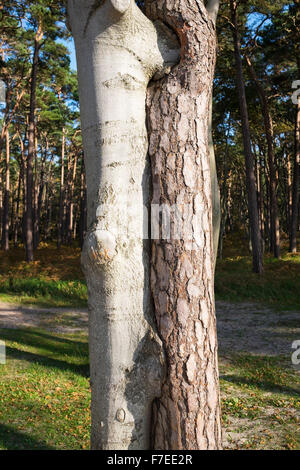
[0,0,299,451]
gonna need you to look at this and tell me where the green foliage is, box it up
[0,244,87,307]
[215,234,300,309]
[0,278,87,307]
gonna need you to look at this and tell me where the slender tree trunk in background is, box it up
[1,129,10,250]
[68,0,221,450]
[0,88,25,243]
[79,160,87,249]
[25,28,43,262]
[36,146,46,247]
[67,153,77,245]
[290,91,300,253]
[230,0,263,273]
[264,159,271,247]
[14,169,22,247]
[45,169,53,242]
[246,55,280,258]
[259,155,265,252]
[218,116,231,259]
[0,92,11,243]
[287,152,293,232]
[57,128,65,249]
[0,170,2,242]
[146,0,222,449]
[208,100,221,266]
[10,179,15,244]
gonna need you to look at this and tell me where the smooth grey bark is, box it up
[25,29,42,262]
[68,0,179,450]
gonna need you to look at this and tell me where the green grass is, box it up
[0,327,90,450]
[220,353,300,450]
[0,236,299,449]
[215,233,300,310]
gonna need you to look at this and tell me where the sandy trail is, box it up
[0,300,298,355]
[0,302,88,334]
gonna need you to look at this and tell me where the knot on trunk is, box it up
[82,228,117,270]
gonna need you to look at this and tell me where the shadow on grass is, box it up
[0,423,56,450]
[5,346,89,377]
[221,374,300,397]
[0,328,89,377]
[0,328,87,351]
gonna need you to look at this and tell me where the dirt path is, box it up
[216,300,300,357]
[0,302,88,334]
[0,300,298,353]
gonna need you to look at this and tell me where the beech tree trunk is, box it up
[230,0,263,273]
[68,0,221,450]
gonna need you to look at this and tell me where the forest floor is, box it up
[0,236,299,449]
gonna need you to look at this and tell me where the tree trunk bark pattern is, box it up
[145,0,222,450]
[25,32,42,262]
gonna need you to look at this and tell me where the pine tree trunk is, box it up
[79,160,87,249]
[246,55,280,258]
[1,130,10,251]
[290,90,300,253]
[14,169,22,247]
[25,32,42,262]
[57,128,65,249]
[259,155,265,252]
[145,0,222,450]
[33,135,39,250]
[287,152,293,232]
[230,0,263,273]
[67,153,77,245]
